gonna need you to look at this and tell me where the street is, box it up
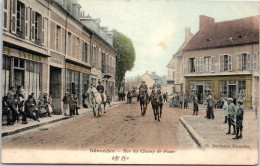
[2,100,197,151]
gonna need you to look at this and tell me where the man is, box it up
[222,97,228,123]
[138,81,148,101]
[17,86,26,123]
[25,95,40,122]
[97,80,105,102]
[7,87,16,104]
[43,93,52,117]
[206,94,216,119]
[227,98,236,135]
[62,92,70,116]
[193,96,199,115]
[184,95,189,109]
[152,79,161,94]
[233,100,244,139]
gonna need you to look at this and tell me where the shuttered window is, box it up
[211,56,215,72]
[228,55,232,71]
[11,0,17,34]
[31,10,35,41]
[3,0,10,31]
[253,52,259,70]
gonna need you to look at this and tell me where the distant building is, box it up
[182,15,259,108]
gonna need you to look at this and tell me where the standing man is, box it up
[206,94,216,119]
[227,98,236,135]
[97,80,105,102]
[62,92,70,116]
[193,96,199,115]
[234,100,244,139]
[222,97,228,123]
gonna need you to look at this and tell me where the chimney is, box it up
[199,15,214,30]
[185,27,191,41]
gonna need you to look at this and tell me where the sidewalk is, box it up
[180,108,258,149]
[2,101,121,137]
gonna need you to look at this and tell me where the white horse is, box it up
[87,86,102,117]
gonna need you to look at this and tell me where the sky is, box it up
[78,0,259,79]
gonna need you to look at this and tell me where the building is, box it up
[2,0,116,114]
[167,27,193,95]
[182,15,259,108]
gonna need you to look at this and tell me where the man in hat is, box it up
[227,98,236,135]
[97,80,105,102]
[233,100,244,139]
[152,79,161,94]
[206,94,216,119]
[138,81,148,101]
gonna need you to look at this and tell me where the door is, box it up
[197,85,203,104]
[49,66,62,114]
[14,69,24,88]
[228,85,236,104]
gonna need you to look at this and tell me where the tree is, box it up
[113,29,136,89]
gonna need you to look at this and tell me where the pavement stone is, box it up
[180,108,258,150]
[2,101,121,137]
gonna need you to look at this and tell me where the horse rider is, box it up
[152,79,161,94]
[138,81,148,101]
[97,80,105,102]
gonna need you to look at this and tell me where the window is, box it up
[204,57,211,72]
[56,25,61,51]
[188,58,195,73]
[221,82,228,97]
[84,43,88,62]
[35,12,42,43]
[220,55,232,72]
[205,82,211,97]
[2,56,11,96]
[11,0,17,34]
[76,38,80,59]
[237,53,251,71]
[253,52,259,70]
[67,32,72,56]
[16,1,25,37]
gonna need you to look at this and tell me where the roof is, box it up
[183,15,259,51]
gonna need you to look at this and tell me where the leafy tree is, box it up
[113,29,135,88]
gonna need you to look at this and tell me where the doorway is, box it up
[228,85,236,104]
[196,85,203,104]
[49,66,62,114]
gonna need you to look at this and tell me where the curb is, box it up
[2,116,71,137]
[179,116,207,149]
[2,102,120,137]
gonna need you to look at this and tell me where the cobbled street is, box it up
[2,100,198,151]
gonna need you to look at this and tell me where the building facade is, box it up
[182,15,259,108]
[167,27,193,95]
[2,0,116,114]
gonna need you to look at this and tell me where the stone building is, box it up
[182,15,259,108]
[2,0,116,114]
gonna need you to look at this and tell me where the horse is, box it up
[138,88,149,116]
[150,90,163,121]
[87,87,102,117]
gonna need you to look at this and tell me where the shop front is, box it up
[2,46,46,100]
[185,75,252,107]
[65,62,91,106]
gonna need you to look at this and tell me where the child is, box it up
[233,100,244,139]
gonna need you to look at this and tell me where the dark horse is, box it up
[138,88,149,116]
[150,91,163,121]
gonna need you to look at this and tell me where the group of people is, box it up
[62,93,80,117]
[2,86,53,125]
[222,97,244,139]
[118,91,126,101]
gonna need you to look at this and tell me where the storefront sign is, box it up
[3,46,10,55]
[50,52,64,65]
[19,51,41,62]
[66,63,91,74]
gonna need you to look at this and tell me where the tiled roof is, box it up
[183,15,259,51]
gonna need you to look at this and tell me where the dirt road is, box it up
[2,101,198,151]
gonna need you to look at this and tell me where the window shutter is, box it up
[246,53,251,70]
[200,57,204,72]
[11,0,17,34]
[25,7,29,39]
[185,58,189,74]
[21,5,25,38]
[237,53,242,71]
[228,55,232,71]
[194,58,197,72]
[31,10,35,41]
[253,53,259,70]
[208,57,212,72]
[82,41,85,61]
[211,56,215,72]
[3,0,10,31]
[41,16,45,45]
[220,55,224,72]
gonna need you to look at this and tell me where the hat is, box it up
[227,98,233,102]
[238,100,244,105]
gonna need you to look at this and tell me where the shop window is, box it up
[204,82,211,97]
[14,58,25,69]
[238,81,246,100]
[2,56,11,96]
[190,82,195,96]
[221,82,228,97]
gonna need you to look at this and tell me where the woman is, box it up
[25,95,40,122]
